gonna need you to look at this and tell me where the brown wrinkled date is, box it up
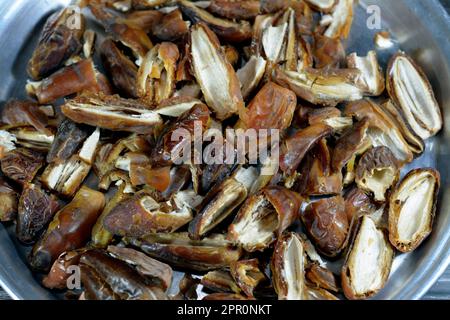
[0,0,444,300]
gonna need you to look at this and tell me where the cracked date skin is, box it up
[1,100,51,136]
[100,39,139,98]
[297,139,343,197]
[280,123,333,176]
[28,59,104,104]
[179,0,252,43]
[46,118,93,164]
[302,196,349,258]
[42,249,87,290]
[241,82,297,131]
[151,103,210,166]
[153,9,189,41]
[16,183,60,244]
[0,148,45,186]
[28,6,85,80]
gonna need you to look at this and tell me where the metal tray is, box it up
[0,0,450,300]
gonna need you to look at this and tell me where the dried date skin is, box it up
[0,177,18,222]
[199,163,236,196]
[344,99,414,164]
[189,176,248,239]
[29,186,105,272]
[129,165,171,191]
[1,100,51,136]
[305,286,339,300]
[0,0,444,302]
[28,6,85,80]
[0,148,45,186]
[125,233,242,272]
[241,82,297,131]
[208,0,261,20]
[305,0,336,12]
[203,293,249,300]
[89,1,153,65]
[100,39,139,98]
[151,103,210,166]
[155,96,202,117]
[230,259,266,298]
[280,123,333,176]
[302,196,349,257]
[103,191,192,237]
[94,134,150,191]
[124,10,163,33]
[107,245,173,291]
[344,187,376,222]
[80,250,168,300]
[46,118,92,164]
[388,168,440,252]
[189,23,244,120]
[263,187,303,236]
[42,249,86,290]
[201,270,241,294]
[305,263,339,292]
[237,55,267,100]
[153,9,189,41]
[41,128,100,197]
[28,59,101,104]
[132,0,171,9]
[260,0,289,13]
[80,264,120,300]
[308,107,342,126]
[172,274,200,300]
[16,183,60,244]
[313,34,345,69]
[298,139,343,196]
[91,184,129,247]
[331,118,370,173]
[179,0,252,43]
[382,100,425,155]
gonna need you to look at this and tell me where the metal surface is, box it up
[1,0,450,300]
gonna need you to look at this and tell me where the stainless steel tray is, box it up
[0,0,450,300]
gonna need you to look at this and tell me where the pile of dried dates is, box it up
[0,0,443,300]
